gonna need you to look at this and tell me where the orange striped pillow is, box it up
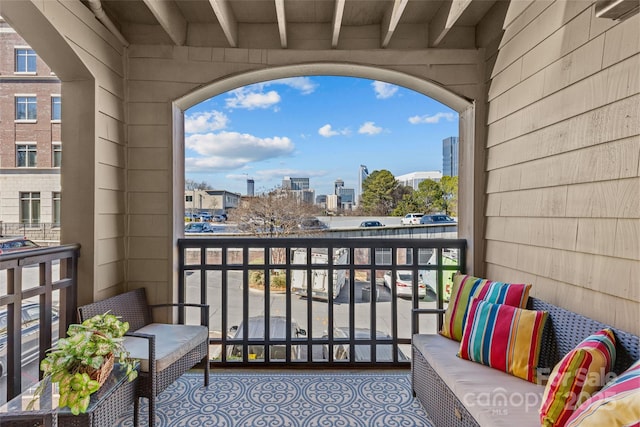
[441,273,531,341]
[539,329,617,427]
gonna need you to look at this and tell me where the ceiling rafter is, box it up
[142,0,187,46]
[331,0,346,48]
[275,0,287,48]
[209,0,238,48]
[429,0,473,47]
[381,0,409,48]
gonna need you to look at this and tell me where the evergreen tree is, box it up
[360,170,399,215]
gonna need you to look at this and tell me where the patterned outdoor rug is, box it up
[115,371,434,426]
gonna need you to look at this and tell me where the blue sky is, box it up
[184,76,458,197]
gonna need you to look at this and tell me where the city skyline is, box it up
[184,76,459,196]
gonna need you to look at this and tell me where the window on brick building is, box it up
[16,144,37,167]
[15,48,36,73]
[15,96,37,121]
[52,143,62,167]
[53,192,61,226]
[20,192,41,224]
[51,95,61,121]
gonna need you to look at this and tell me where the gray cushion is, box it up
[123,323,208,373]
[413,334,544,427]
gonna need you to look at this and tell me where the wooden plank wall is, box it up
[484,0,639,334]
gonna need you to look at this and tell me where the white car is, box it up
[401,213,424,225]
[383,270,427,299]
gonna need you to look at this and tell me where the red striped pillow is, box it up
[441,274,531,341]
[458,297,548,383]
[564,358,640,426]
[539,329,617,427]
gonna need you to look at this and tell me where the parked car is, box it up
[323,327,409,362]
[227,316,307,360]
[401,213,424,225]
[359,220,385,228]
[212,214,226,222]
[419,214,456,225]
[198,212,213,221]
[0,237,40,255]
[383,270,432,299]
[0,303,59,377]
[185,222,215,233]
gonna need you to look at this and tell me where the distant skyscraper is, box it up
[334,179,344,195]
[282,176,309,190]
[443,137,459,177]
[247,179,255,196]
[358,165,369,205]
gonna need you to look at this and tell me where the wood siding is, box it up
[485,1,640,334]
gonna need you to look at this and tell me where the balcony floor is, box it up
[115,369,434,426]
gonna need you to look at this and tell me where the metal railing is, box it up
[178,237,466,367]
[0,244,80,402]
[0,223,61,243]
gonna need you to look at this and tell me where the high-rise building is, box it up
[443,136,459,177]
[246,179,255,196]
[357,165,369,205]
[0,18,61,226]
[334,179,344,195]
[282,176,309,191]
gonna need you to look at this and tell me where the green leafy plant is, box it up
[29,313,138,415]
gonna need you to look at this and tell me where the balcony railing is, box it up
[178,237,466,367]
[0,244,79,403]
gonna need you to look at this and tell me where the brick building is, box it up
[0,16,61,227]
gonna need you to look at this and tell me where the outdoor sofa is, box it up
[412,293,639,427]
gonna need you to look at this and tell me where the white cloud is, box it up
[408,112,457,124]
[318,124,349,138]
[272,77,318,95]
[185,131,294,172]
[184,111,229,134]
[358,121,382,135]
[225,88,281,110]
[372,81,398,99]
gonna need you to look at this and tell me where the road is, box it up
[182,269,440,361]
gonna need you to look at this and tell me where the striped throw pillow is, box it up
[564,358,640,426]
[539,329,617,427]
[458,297,548,383]
[440,273,531,341]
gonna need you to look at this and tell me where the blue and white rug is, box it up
[115,371,433,426]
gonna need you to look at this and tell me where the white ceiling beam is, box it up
[275,0,287,48]
[331,0,346,48]
[381,0,408,48]
[142,0,187,46]
[209,0,238,48]
[429,0,473,47]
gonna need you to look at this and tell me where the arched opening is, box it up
[172,64,480,275]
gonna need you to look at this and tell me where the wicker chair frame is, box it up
[77,288,210,427]
[411,297,640,427]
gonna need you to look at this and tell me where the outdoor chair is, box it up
[77,288,210,427]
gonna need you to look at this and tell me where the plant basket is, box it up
[82,352,115,388]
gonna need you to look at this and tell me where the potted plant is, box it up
[29,312,138,415]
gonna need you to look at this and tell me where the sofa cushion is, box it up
[539,329,617,427]
[458,298,548,383]
[564,358,640,427]
[413,334,544,427]
[123,323,208,373]
[441,273,531,341]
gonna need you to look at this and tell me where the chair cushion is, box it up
[564,359,640,427]
[441,273,531,341]
[413,334,544,426]
[539,329,617,427]
[123,323,208,373]
[458,297,548,383]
